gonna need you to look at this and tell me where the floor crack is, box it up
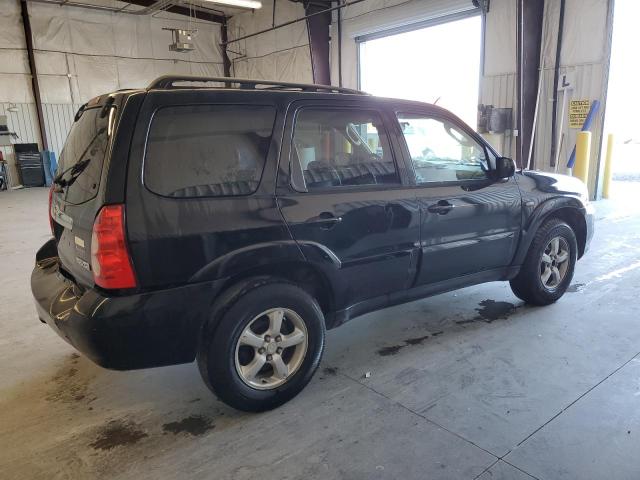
[472,459,500,480]
[334,369,500,460]
[513,350,640,449]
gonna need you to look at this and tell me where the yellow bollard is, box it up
[573,131,591,185]
[602,134,615,199]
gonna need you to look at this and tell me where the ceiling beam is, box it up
[122,0,226,24]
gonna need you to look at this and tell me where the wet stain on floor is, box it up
[377,331,444,356]
[567,283,586,292]
[453,299,519,325]
[404,334,431,346]
[378,345,404,356]
[474,299,516,322]
[162,415,214,436]
[46,354,92,404]
[90,420,148,450]
[323,367,338,376]
[455,318,476,325]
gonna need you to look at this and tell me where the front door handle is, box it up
[307,212,343,229]
[427,200,455,215]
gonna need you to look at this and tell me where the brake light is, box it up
[48,185,54,236]
[91,204,137,289]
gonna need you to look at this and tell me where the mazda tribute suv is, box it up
[31,76,594,411]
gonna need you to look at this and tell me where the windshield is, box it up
[56,106,112,204]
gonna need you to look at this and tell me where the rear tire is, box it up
[197,278,325,412]
[510,218,577,306]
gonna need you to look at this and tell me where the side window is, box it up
[292,108,400,190]
[397,114,488,183]
[145,104,276,198]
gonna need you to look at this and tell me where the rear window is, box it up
[57,106,111,205]
[144,105,276,198]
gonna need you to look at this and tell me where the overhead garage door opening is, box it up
[358,14,482,128]
[603,0,640,199]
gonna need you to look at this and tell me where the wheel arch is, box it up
[515,198,588,265]
[198,266,333,386]
[548,207,587,258]
[192,241,340,338]
[220,261,334,320]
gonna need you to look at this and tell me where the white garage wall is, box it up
[227,0,312,82]
[480,0,611,196]
[480,0,517,159]
[329,0,517,156]
[533,0,612,197]
[28,1,224,105]
[1,0,612,196]
[0,0,224,183]
[0,0,38,182]
[29,0,225,157]
[325,0,611,196]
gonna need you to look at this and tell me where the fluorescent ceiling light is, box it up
[202,0,262,9]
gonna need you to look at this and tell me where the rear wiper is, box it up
[74,103,88,122]
[53,157,92,188]
[53,124,107,189]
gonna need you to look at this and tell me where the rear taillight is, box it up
[91,204,137,289]
[48,185,54,236]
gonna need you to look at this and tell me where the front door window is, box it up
[397,114,488,183]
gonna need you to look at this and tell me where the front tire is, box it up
[510,218,577,306]
[197,278,325,412]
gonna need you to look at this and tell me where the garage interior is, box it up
[1,1,639,479]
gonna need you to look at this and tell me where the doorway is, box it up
[603,0,640,200]
[358,13,482,128]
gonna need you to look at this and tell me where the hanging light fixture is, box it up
[202,0,262,9]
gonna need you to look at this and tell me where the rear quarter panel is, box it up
[125,90,296,289]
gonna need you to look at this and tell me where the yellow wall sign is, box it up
[569,100,591,129]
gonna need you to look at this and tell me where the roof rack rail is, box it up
[148,75,367,95]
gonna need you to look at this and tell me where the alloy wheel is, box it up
[234,308,308,390]
[540,236,570,290]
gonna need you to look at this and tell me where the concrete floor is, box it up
[1,183,640,480]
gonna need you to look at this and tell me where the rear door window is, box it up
[291,108,400,190]
[144,105,276,198]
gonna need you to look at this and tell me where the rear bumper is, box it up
[31,239,226,370]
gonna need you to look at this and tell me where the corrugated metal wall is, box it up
[1,102,41,186]
[483,63,609,198]
[531,0,612,198]
[533,63,606,179]
[480,0,611,198]
[479,73,518,160]
[0,103,40,144]
[42,103,82,159]
[0,102,80,187]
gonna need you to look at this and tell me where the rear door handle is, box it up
[307,212,342,229]
[427,200,454,215]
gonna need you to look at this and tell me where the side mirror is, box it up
[493,157,515,179]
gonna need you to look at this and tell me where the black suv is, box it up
[32,76,594,411]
